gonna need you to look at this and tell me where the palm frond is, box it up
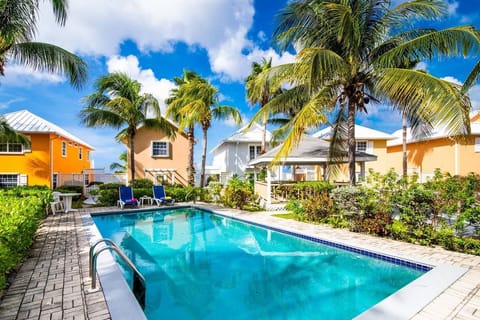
[383,0,447,27]
[143,118,177,139]
[463,59,480,92]
[374,68,471,136]
[12,41,87,89]
[376,26,480,68]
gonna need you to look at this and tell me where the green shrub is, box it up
[285,199,305,221]
[302,193,334,223]
[0,187,48,289]
[223,177,257,210]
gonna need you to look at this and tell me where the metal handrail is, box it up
[89,238,146,309]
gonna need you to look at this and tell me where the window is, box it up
[152,141,169,157]
[61,141,67,157]
[0,142,24,153]
[249,145,262,160]
[475,137,480,153]
[52,174,58,189]
[356,141,367,152]
[0,174,18,188]
[79,147,83,160]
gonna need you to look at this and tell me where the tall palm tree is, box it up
[246,57,276,154]
[80,72,176,185]
[175,77,242,187]
[165,70,201,186]
[109,151,127,173]
[249,0,477,185]
[0,0,87,89]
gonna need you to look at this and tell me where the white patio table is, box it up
[59,193,81,213]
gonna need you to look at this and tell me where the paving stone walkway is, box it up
[0,211,110,320]
[0,206,479,319]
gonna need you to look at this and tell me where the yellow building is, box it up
[0,110,94,188]
[386,112,480,181]
[125,124,190,186]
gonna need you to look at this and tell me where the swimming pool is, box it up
[91,207,428,319]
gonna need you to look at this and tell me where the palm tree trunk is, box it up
[200,126,208,187]
[348,101,356,186]
[129,135,135,186]
[187,126,195,186]
[261,112,267,154]
[402,114,407,179]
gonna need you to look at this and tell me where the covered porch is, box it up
[248,135,377,209]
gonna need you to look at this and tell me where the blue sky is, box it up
[1,0,479,171]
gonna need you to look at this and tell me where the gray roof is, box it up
[1,109,94,149]
[249,135,377,166]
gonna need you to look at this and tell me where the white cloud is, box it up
[442,76,462,86]
[222,113,249,127]
[0,97,26,111]
[414,61,428,71]
[447,1,459,15]
[3,64,65,86]
[467,84,480,110]
[36,0,295,83]
[106,55,176,112]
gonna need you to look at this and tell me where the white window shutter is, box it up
[367,141,374,154]
[19,174,28,186]
[475,137,480,153]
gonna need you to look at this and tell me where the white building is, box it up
[206,123,272,184]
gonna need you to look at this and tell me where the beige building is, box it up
[126,125,190,186]
[385,112,480,181]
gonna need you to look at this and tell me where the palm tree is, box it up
[165,70,201,186]
[249,0,477,185]
[246,57,277,154]
[174,77,242,187]
[109,151,127,173]
[80,72,176,185]
[0,0,87,89]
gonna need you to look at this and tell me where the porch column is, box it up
[266,168,272,207]
[359,162,365,181]
[322,163,327,181]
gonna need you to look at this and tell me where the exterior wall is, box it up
[365,140,389,174]
[51,134,93,175]
[458,136,480,174]
[0,133,93,187]
[211,142,260,178]
[129,127,190,186]
[386,136,480,180]
[211,147,227,172]
[0,133,50,186]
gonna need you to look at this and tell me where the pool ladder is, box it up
[89,238,146,309]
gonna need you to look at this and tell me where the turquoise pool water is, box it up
[92,207,425,320]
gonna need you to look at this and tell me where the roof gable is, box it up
[210,123,272,153]
[2,109,94,149]
[312,124,395,140]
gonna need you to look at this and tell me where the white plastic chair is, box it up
[50,191,65,215]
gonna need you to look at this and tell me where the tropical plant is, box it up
[0,118,30,146]
[166,70,201,186]
[246,57,282,154]
[109,151,127,173]
[170,75,242,187]
[80,72,176,185]
[249,0,478,185]
[0,0,87,89]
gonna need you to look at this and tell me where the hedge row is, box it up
[0,187,50,289]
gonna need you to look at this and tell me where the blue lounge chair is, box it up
[118,186,138,209]
[152,185,175,206]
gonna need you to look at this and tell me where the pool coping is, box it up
[83,205,469,320]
